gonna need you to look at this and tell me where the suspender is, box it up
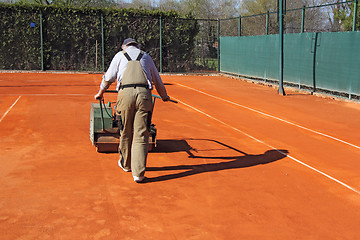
[120,50,149,90]
[123,51,144,61]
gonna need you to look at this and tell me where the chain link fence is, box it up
[219,1,360,100]
[220,1,359,36]
[1,1,358,73]
[0,4,218,73]
[192,19,219,72]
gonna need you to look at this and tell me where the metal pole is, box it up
[101,13,105,72]
[40,10,44,71]
[301,6,305,33]
[278,0,286,95]
[159,15,163,73]
[217,19,220,73]
[277,0,280,22]
[266,11,269,35]
[99,99,105,132]
[353,0,358,31]
[95,40,98,71]
[238,15,241,36]
[312,32,319,94]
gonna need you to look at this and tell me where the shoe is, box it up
[133,176,145,183]
[118,159,131,172]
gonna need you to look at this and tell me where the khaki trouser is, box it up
[116,87,152,177]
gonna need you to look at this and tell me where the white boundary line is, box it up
[175,83,360,150]
[0,96,21,123]
[172,97,360,195]
[1,93,91,96]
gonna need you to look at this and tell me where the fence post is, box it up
[39,10,44,71]
[101,12,105,72]
[266,11,269,35]
[278,0,286,95]
[353,0,358,31]
[159,15,163,73]
[238,15,241,36]
[301,6,305,33]
[217,19,220,73]
[312,32,319,94]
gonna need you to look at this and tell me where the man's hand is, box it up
[94,89,105,100]
[162,95,170,102]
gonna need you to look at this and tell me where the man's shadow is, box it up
[144,139,289,183]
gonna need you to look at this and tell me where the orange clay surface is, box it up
[0,72,360,239]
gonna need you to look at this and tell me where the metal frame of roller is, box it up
[90,99,157,153]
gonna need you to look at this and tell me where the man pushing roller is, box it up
[94,38,170,183]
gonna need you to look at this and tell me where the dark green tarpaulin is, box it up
[220,32,360,96]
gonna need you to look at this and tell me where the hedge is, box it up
[0,3,200,72]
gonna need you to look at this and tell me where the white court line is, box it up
[175,83,360,151]
[2,93,91,96]
[0,96,21,123]
[172,96,360,195]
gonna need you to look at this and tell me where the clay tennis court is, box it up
[1,72,359,239]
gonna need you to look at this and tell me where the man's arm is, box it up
[94,53,120,100]
[148,56,169,101]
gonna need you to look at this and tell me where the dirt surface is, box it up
[0,72,359,239]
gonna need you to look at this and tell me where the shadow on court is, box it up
[145,139,289,183]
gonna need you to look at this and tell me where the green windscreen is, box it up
[220,32,360,96]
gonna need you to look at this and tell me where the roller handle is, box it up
[152,94,178,104]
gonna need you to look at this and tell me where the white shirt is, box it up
[100,46,168,98]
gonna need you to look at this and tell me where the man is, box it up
[94,38,170,183]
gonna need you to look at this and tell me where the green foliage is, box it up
[0,3,200,72]
[333,2,359,31]
[15,0,117,8]
[0,3,42,69]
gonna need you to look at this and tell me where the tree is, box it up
[15,0,116,7]
[240,0,277,35]
[241,0,276,15]
[239,0,330,35]
[125,0,154,9]
[213,0,240,18]
[122,0,240,19]
[331,1,358,31]
[316,0,359,32]
[157,0,183,12]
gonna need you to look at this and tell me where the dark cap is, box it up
[122,38,138,46]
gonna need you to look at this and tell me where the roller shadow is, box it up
[152,139,195,156]
[144,139,289,183]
